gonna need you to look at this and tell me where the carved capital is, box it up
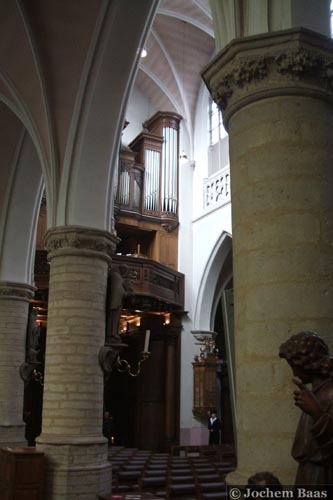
[0,282,35,302]
[202,28,333,127]
[45,226,120,263]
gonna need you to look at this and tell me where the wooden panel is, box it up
[192,358,219,420]
[136,339,165,449]
[137,401,164,450]
[158,231,178,270]
[112,254,184,309]
[35,251,185,310]
[144,111,182,136]
[0,447,44,500]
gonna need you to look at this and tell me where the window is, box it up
[208,98,226,146]
[331,0,333,37]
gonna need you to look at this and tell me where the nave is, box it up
[98,445,236,500]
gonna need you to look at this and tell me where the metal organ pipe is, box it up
[172,128,177,213]
[154,150,160,210]
[144,149,160,211]
[119,169,130,206]
[162,126,178,213]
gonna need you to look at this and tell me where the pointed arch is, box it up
[0,128,44,284]
[194,231,232,331]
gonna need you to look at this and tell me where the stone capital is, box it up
[45,226,120,263]
[202,28,333,127]
[0,281,35,302]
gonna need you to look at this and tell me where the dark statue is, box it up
[99,265,133,375]
[106,264,134,344]
[279,331,333,494]
[19,308,43,385]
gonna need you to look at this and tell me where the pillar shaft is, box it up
[202,28,333,484]
[0,282,35,446]
[36,227,118,500]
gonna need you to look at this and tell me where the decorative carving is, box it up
[192,330,219,360]
[211,56,267,110]
[111,256,184,308]
[161,222,179,233]
[119,158,133,173]
[45,227,119,260]
[149,272,178,292]
[202,29,333,124]
[275,49,323,77]
[204,166,230,211]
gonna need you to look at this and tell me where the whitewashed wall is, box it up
[122,86,158,145]
[178,83,232,444]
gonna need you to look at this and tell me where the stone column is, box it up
[0,282,35,447]
[36,226,118,499]
[202,28,333,484]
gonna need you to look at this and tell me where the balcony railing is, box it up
[34,251,184,311]
[112,254,184,310]
[203,165,231,211]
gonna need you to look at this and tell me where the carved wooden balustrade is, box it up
[34,250,184,312]
[112,254,184,310]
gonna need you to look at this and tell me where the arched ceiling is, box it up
[136,0,215,149]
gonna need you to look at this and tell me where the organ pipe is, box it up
[118,169,130,206]
[162,127,178,213]
[144,149,160,211]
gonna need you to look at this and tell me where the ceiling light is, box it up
[141,47,147,58]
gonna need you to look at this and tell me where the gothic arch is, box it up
[194,231,232,331]
[0,103,44,284]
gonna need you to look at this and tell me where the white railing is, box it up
[203,165,231,211]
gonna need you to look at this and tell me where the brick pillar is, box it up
[36,226,118,499]
[203,28,333,484]
[0,282,35,446]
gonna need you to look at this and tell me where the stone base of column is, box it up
[0,424,26,448]
[36,435,111,499]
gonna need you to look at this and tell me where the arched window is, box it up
[208,98,225,146]
[207,98,229,177]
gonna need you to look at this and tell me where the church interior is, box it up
[0,0,333,498]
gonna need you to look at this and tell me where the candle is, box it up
[144,330,150,353]
[137,244,141,255]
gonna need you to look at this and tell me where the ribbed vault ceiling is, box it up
[136,0,215,148]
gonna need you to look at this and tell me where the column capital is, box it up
[0,282,35,301]
[202,27,333,127]
[45,226,120,263]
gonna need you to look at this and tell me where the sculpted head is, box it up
[279,331,333,381]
